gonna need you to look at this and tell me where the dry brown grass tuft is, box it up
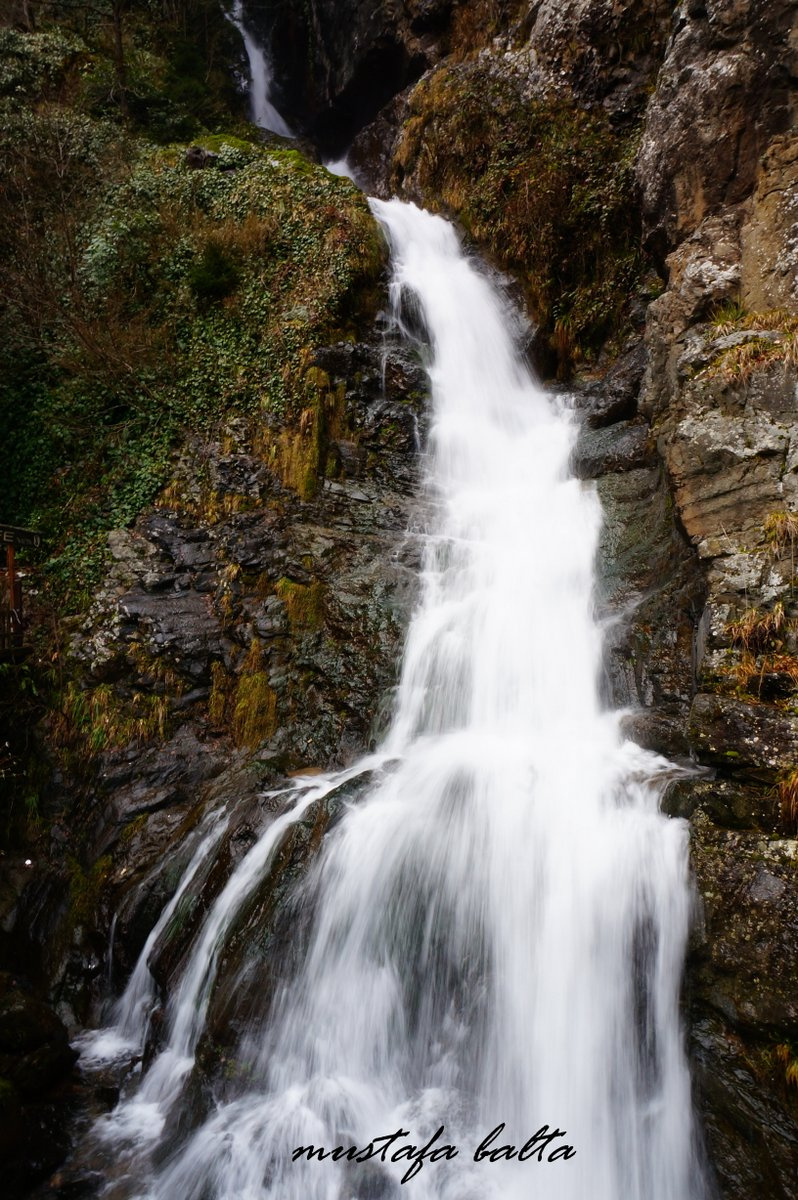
[727,602,787,654]
[778,770,798,830]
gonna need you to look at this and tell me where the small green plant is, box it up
[703,309,798,381]
[230,640,278,749]
[188,237,240,304]
[275,578,325,631]
[56,680,169,754]
[776,769,798,831]
[68,853,113,928]
[708,299,749,333]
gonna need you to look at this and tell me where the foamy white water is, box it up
[76,808,230,1068]
[227,0,293,137]
[86,762,383,1160]
[86,199,706,1200]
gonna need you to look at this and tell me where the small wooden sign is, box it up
[0,524,42,550]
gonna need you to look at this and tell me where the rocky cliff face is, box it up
[637,7,798,1194]
[3,2,798,1197]
[297,1,798,1194]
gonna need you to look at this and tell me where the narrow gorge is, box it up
[0,3,797,1199]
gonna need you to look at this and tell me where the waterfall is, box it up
[226,0,293,138]
[79,199,705,1199]
[75,808,230,1067]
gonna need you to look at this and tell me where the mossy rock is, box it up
[392,59,644,372]
[0,108,386,608]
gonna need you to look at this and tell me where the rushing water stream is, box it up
[226,0,293,138]
[73,196,707,1199]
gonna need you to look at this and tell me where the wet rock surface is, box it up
[637,4,798,1187]
[1,329,428,1190]
[0,974,77,1198]
[254,0,448,157]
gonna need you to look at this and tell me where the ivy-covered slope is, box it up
[0,9,420,1194]
[0,19,382,607]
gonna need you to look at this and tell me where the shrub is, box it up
[188,237,240,304]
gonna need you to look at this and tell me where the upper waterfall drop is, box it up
[113,198,706,1200]
[226,0,294,138]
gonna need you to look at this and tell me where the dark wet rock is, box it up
[664,776,777,831]
[685,802,798,1197]
[41,1169,106,1198]
[572,420,653,479]
[689,821,798,1031]
[143,776,287,996]
[0,974,76,1097]
[574,340,646,429]
[151,771,375,1143]
[689,1015,798,1200]
[349,88,414,197]
[255,1,440,158]
[0,974,76,1197]
[2,324,426,1043]
[595,464,705,757]
[689,694,798,781]
[184,147,218,169]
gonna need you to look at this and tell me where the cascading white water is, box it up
[85,199,705,1200]
[226,0,293,138]
[75,809,229,1068]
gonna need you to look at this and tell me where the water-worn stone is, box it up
[595,461,704,758]
[0,975,76,1096]
[689,694,798,780]
[572,420,653,478]
[573,339,646,428]
[663,776,777,830]
[689,1015,798,1200]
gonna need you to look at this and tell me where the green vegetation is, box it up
[230,639,278,749]
[776,770,798,833]
[0,11,385,847]
[275,577,325,631]
[393,61,644,373]
[0,17,384,609]
[0,658,51,838]
[187,236,241,304]
[67,850,112,928]
[727,602,788,655]
[0,2,243,139]
[208,639,279,749]
[775,1042,798,1089]
[703,308,798,382]
[56,679,171,752]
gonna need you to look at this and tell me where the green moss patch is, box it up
[0,90,384,606]
[393,61,643,372]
